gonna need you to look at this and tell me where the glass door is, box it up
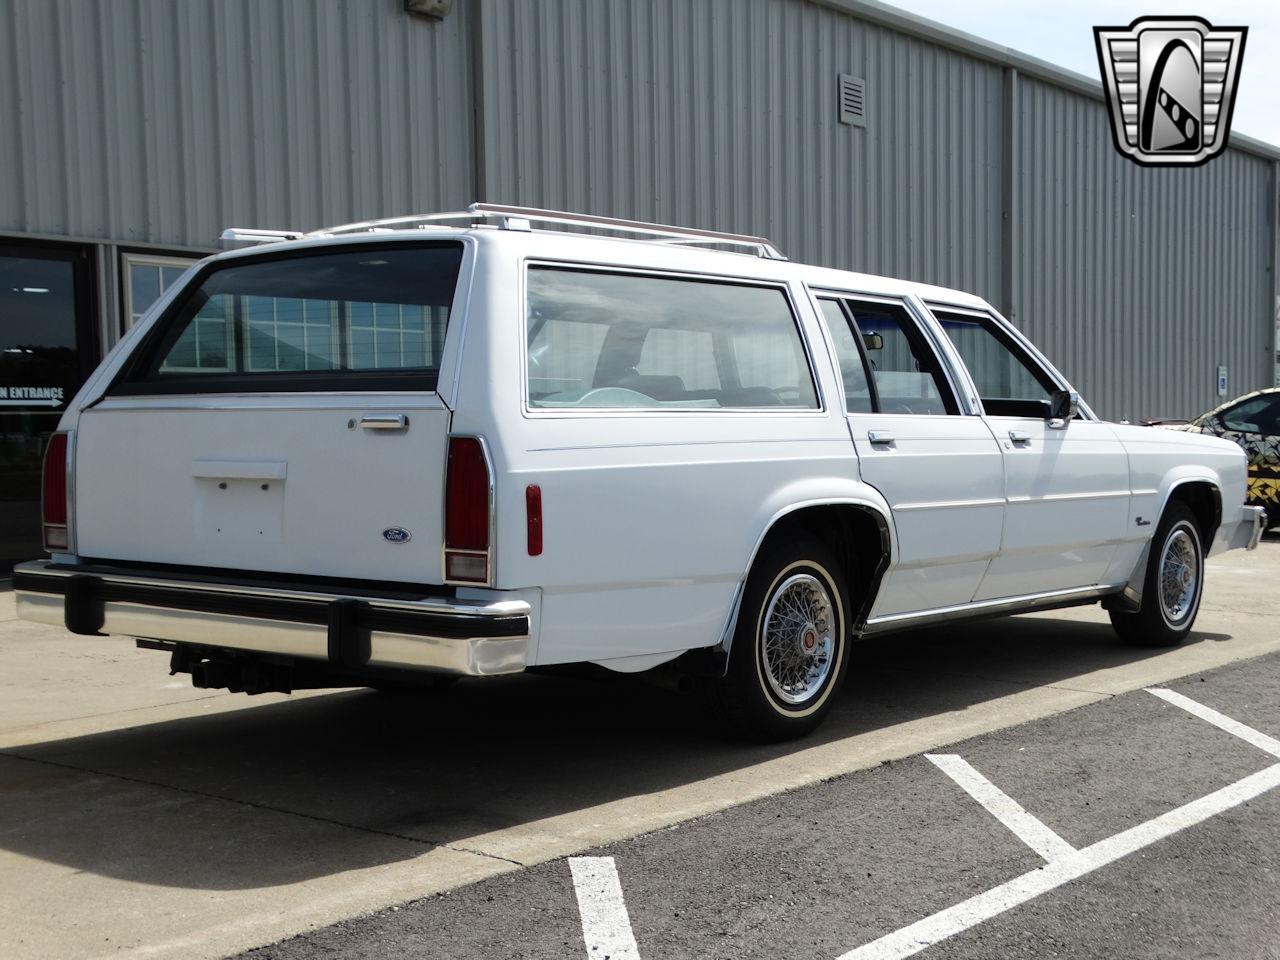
[0,242,98,573]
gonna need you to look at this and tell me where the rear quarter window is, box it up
[525,266,818,411]
[114,242,463,394]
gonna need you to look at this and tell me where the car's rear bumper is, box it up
[12,560,530,676]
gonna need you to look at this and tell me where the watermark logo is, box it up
[1094,16,1247,167]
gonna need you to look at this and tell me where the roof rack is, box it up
[306,202,787,259]
[219,227,304,245]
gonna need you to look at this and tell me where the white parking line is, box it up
[839,691,1280,960]
[926,754,1076,863]
[1146,687,1280,758]
[838,763,1280,960]
[569,856,642,960]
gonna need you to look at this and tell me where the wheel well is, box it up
[1167,481,1222,545]
[763,504,891,632]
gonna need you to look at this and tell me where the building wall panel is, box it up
[476,0,1007,301]
[1015,76,1274,420]
[0,0,474,249]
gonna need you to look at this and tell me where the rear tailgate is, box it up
[75,397,451,582]
[73,239,466,585]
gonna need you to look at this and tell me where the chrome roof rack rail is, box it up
[308,202,787,259]
[219,227,304,245]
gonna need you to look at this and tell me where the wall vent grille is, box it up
[838,74,866,127]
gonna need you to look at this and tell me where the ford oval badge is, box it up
[382,526,412,544]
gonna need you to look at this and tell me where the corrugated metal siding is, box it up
[0,0,1275,417]
[475,0,1006,300]
[0,0,474,248]
[1014,76,1275,420]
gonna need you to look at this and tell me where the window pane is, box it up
[934,311,1056,416]
[637,328,719,392]
[132,244,462,385]
[130,264,162,317]
[1222,396,1275,433]
[818,299,873,413]
[848,303,953,415]
[526,268,816,410]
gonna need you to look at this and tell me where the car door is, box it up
[814,294,1005,620]
[929,305,1131,599]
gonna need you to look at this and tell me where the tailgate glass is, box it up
[114,241,463,394]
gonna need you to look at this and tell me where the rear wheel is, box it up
[707,532,850,741]
[1110,502,1204,647]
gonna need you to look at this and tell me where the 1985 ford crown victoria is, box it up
[15,204,1265,740]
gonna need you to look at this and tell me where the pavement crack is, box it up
[0,748,503,860]
[442,844,525,867]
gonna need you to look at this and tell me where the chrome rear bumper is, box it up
[12,560,530,676]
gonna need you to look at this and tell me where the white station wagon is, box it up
[15,204,1265,740]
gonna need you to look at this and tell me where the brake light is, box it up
[444,436,491,583]
[42,432,70,552]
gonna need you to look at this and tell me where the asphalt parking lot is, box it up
[2,536,1279,959]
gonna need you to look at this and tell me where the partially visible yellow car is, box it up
[1183,387,1280,529]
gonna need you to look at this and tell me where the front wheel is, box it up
[1110,502,1204,647]
[706,532,851,741]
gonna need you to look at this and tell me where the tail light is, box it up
[444,436,491,583]
[41,432,71,552]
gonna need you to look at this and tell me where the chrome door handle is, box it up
[1008,429,1031,443]
[867,430,895,445]
[358,414,409,431]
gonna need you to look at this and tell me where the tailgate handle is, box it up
[359,414,409,431]
[192,459,287,480]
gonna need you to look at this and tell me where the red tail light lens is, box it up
[444,436,490,582]
[42,432,70,552]
[526,484,543,556]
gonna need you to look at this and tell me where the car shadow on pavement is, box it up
[0,614,1224,892]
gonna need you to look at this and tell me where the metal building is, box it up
[2,0,1279,566]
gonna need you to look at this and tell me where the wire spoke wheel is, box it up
[760,573,836,705]
[1158,528,1199,624]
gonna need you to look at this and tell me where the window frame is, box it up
[925,301,1098,422]
[109,239,466,396]
[816,296,880,414]
[520,259,827,417]
[807,288,964,417]
[119,251,200,334]
[1219,394,1280,434]
[929,307,1061,417]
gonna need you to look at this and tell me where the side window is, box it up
[844,299,957,416]
[1221,396,1278,434]
[817,298,874,413]
[636,327,720,392]
[933,309,1061,418]
[525,267,818,410]
[527,318,609,396]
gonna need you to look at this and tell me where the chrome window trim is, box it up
[804,285,977,416]
[923,299,1100,422]
[519,258,829,418]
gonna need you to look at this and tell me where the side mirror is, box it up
[1048,389,1079,426]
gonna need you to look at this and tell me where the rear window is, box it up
[115,242,463,393]
[525,267,818,410]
